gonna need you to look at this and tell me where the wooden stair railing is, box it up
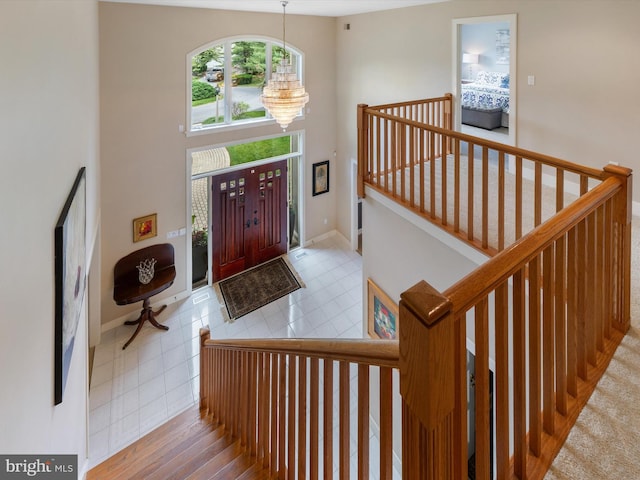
[399,168,632,480]
[199,332,400,479]
[358,95,632,479]
[358,97,609,256]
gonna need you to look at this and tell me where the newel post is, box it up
[603,164,633,332]
[199,328,211,412]
[399,280,462,479]
[357,103,369,198]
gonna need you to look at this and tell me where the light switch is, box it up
[528,75,535,86]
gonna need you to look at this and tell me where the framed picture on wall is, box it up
[133,213,157,242]
[367,278,399,340]
[54,167,87,405]
[312,160,329,196]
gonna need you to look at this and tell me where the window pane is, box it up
[192,44,225,130]
[230,41,266,123]
[227,136,291,166]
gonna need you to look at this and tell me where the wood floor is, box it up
[87,406,268,480]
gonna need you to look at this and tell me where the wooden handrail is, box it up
[358,94,632,480]
[200,329,402,479]
[203,337,399,368]
[444,175,622,314]
[362,103,604,180]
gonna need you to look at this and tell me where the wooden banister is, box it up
[200,330,401,479]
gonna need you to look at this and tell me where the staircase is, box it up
[87,406,267,479]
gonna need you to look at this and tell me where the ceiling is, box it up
[100,0,448,17]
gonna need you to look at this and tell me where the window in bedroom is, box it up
[188,38,305,134]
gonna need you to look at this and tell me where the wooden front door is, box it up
[211,160,288,282]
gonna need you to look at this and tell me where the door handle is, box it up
[254,218,260,226]
[245,220,251,229]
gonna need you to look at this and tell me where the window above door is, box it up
[187,37,306,135]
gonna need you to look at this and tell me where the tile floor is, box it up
[88,234,365,468]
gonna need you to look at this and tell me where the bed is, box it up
[461,71,510,128]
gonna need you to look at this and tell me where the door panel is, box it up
[211,170,249,281]
[211,159,288,282]
[255,161,287,264]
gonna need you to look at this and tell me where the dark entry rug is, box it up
[215,256,304,322]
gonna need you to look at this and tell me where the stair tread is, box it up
[185,440,246,480]
[142,429,234,480]
[88,407,217,479]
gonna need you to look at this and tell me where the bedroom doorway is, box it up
[453,15,517,146]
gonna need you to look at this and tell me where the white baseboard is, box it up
[302,229,338,247]
[101,289,191,333]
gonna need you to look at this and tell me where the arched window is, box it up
[188,37,305,134]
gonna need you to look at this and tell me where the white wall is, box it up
[362,188,487,463]
[0,0,100,471]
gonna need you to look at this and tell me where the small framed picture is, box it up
[312,160,330,196]
[133,213,157,243]
[367,278,399,340]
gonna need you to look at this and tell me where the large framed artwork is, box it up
[367,278,399,340]
[54,167,86,405]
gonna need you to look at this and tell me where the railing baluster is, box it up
[279,354,287,479]
[339,362,350,479]
[482,146,489,249]
[475,297,490,480]
[543,244,555,435]
[357,365,370,480]
[380,367,393,480]
[271,352,279,475]
[515,156,523,240]
[441,132,448,226]
[323,359,334,480]
[430,131,436,218]
[513,268,527,477]
[586,212,598,367]
[596,205,606,352]
[603,200,613,339]
[529,254,542,457]
[454,138,460,233]
[535,162,542,226]
[498,152,505,251]
[576,219,588,380]
[309,358,319,480]
[467,141,474,241]
[566,227,579,397]
[556,168,565,212]
[409,126,415,208]
[298,357,307,479]
[495,283,510,479]
[555,235,568,416]
[288,356,296,480]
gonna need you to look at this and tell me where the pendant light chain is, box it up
[260,0,309,130]
[282,1,288,60]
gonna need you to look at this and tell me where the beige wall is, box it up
[0,0,100,469]
[99,3,337,325]
[335,0,640,237]
[100,0,639,325]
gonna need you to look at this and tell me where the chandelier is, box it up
[261,1,309,131]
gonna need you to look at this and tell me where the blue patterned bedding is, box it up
[461,71,510,113]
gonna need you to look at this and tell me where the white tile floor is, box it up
[88,234,365,468]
